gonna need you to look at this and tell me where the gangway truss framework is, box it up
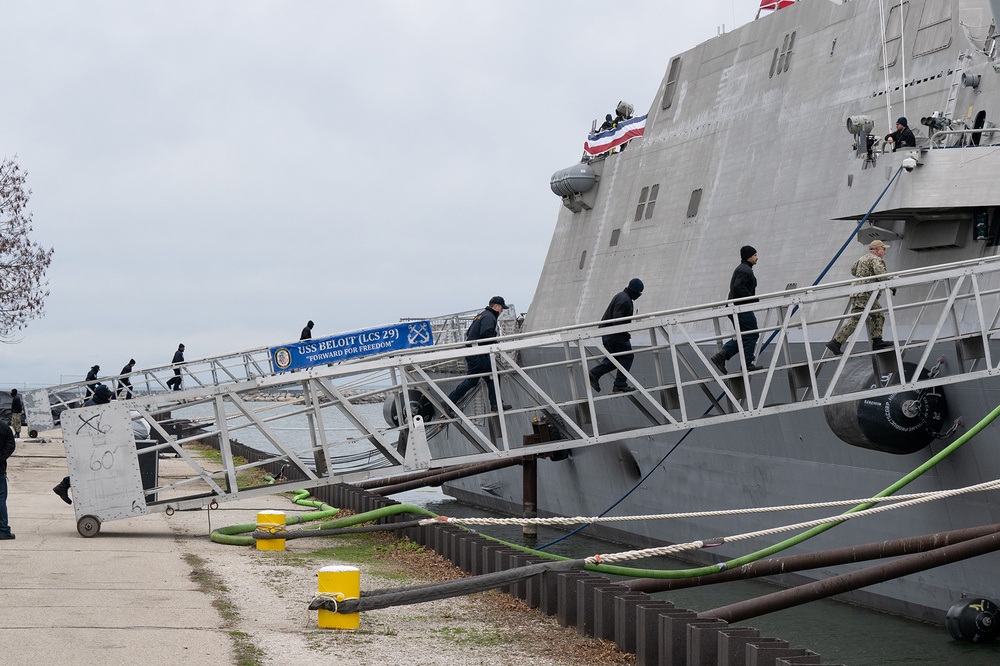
[34,256,1000,535]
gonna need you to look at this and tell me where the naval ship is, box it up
[437,0,1000,623]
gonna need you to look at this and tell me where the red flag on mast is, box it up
[759,0,796,11]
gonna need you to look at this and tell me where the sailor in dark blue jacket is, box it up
[712,245,763,374]
[447,296,509,412]
[884,116,916,150]
[589,278,644,393]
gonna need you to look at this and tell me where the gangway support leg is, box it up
[404,416,430,469]
[523,455,538,540]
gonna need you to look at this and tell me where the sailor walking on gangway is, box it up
[712,246,763,374]
[447,297,511,413]
[826,240,894,355]
[589,278,644,393]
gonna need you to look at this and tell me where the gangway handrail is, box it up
[31,254,1000,420]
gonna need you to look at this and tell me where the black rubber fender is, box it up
[382,389,435,427]
[823,361,947,454]
[946,597,1000,643]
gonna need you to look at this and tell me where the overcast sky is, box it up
[0,0,758,386]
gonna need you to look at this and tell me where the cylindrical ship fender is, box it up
[382,389,434,427]
[549,163,596,197]
[822,361,948,454]
[946,597,1000,642]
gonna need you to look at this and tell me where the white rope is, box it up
[585,478,1000,565]
[418,484,999,527]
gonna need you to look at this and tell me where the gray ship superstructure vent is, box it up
[770,31,796,77]
[687,189,703,218]
[908,216,972,251]
[660,56,682,110]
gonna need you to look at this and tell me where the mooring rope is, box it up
[418,483,998,527]
[584,478,1000,565]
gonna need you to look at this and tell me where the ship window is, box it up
[661,57,682,110]
[912,1,951,56]
[634,184,659,222]
[634,187,649,221]
[610,229,621,247]
[879,2,909,69]
[770,48,779,78]
[579,250,587,269]
[645,184,659,220]
[687,189,703,218]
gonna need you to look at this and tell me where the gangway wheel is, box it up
[77,515,101,538]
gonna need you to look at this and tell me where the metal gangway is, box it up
[40,256,1000,535]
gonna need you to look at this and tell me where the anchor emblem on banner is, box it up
[408,322,432,346]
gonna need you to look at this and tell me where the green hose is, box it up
[209,488,343,546]
[589,402,1000,578]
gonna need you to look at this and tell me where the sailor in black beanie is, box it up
[712,246,763,375]
[884,116,915,150]
[589,278,644,393]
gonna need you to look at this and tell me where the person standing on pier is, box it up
[9,389,23,438]
[589,278,644,393]
[300,320,314,340]
[166,344,185,391]
[712,246,763,374]
[0,420,15,539]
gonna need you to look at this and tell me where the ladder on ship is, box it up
[33,256,1000,535]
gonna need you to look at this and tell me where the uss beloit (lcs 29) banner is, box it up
[270,320,434,372]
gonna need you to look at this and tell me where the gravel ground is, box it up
[165,495,635,666]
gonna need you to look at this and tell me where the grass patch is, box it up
[269,531,461,586]
[184,552,264,666]
[182,443,270,489]
[428,626,506,648]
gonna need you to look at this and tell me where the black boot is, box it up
[872,338,893,351]
[825,340,843,356]
[710,352,728,374]
[53,479,72,505]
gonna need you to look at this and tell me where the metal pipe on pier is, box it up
[699,529,1000,623]
[627,523,1000,593]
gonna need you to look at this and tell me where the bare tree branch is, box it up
[0,157,53,340]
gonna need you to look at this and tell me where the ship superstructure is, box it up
[441,0,1000,622]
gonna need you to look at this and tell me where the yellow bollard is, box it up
[255,510,286,551]
[316,565,361,630]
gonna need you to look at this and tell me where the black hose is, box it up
[310,558,586,614]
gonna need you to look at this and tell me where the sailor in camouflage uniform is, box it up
[826,239,893,355]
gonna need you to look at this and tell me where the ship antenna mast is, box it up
[900,0,907,117]
[879,0,894,130]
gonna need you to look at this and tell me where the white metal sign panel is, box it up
[62,402,148,523]
[24,389,56,432]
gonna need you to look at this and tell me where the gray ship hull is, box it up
[444,0,1000,622]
